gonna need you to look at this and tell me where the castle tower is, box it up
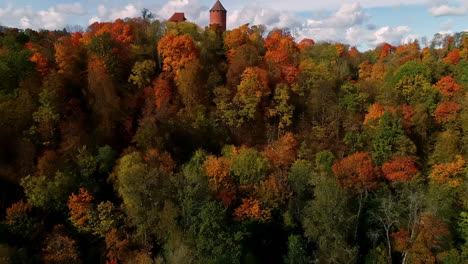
[210,0,227,31]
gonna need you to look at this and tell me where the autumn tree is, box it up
[443,49,460,65]
[42,225,80,264]
[263,132,298,170]
[382,156,419,182]
[296,39,313,52]
[216,67,269,127]
[5,200,37,237]
[434,101,460,123]
[434,76,462,98]
[233,197,271,221]
[428,155,466,188]
[55,34,84,77]
[364,103,390,125]
[30,52,49,77]
[150,74,173,109]
[392,213,450,264]
[157,34,199,80]
[87,56,121,138]
[67,188,94,233]
[264,30,300,85]
[203,155,236,207]
[332,152,380,192]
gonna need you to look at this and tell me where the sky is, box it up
[0,0,467,50]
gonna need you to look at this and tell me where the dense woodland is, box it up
[0,13,467,264]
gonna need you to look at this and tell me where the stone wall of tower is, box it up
[210,10,227,31]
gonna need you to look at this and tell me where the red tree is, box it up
[434,76,462,98]
[434,101,460,123]
[332,152,381,192]
[382,156,419,182]
[443,49,460,65]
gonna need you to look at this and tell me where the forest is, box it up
[0,14,467,264]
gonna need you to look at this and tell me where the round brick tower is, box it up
[210,0,227,31]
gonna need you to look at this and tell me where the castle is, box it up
[168,0,227,31]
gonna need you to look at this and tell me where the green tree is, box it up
[302,175,357,263]
[231,148,270,185]
[284,234,309,264]
[371,111,405,165]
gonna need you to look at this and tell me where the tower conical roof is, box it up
[210,1,226,12]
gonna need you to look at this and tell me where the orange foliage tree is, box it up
[30,52,49,77]
[358,60,373,80]
[203,156,236,206]
[298,38,315,50]
[371,62,386,80]
[429,155,466,188]
[263,132,299,170]
[434,101,460,123]
[382,156,419,182]
[157,34,199,80]
[442,49,460,65]
[55,35,83,75]
[233,197,271,221]
[224,24,253,62]
[348,46,358,58]
[332,152,381,192]
[434,76,462,98]
[380,43,395,60]
[264,30,300,85]
[364,103,396,125]
[151,75,173,108]
[67,188,94,232]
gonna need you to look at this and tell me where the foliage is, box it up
[332,152,380,192]
[382,156,419,182]
[0,19,466,264]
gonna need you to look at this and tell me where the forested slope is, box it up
[0,18,467,264]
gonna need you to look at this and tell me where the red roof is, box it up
[210,1,226,12]
[168,13,187,22]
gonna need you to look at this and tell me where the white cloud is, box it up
[295,2,383,47]
[428,0,468,16]
[89,16,101,25]
[248,0,429,12]
[345,26,365,46]
[0,4,66,30]
[107,4,139,21]
[306,2,370,28]
[89,3,140,23]
[38,8,65,29]
[56,2,86,16]
[369,26,411,46]
[20,16,31,29]
[227,5,301,30]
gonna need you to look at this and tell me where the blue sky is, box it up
[1,0,467,50]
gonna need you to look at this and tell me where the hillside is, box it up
[0,19,467,263]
